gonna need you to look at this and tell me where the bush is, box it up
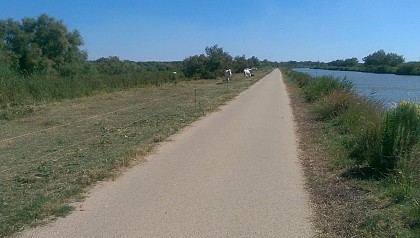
[396,64,417,75]
[350,102,420,170]
[302,76,353,102]
[313,90,357,120]
[285,70,311,88]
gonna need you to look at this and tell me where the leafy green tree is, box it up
[363,50,387,66]
[363,50,404,66]
[386,52,405,66]
[182,45,260,79]
[248,56,260,68]
[182,54,207,78]
[94,56,157,75]
[204,44,232,78]
[233,55,249,73]
[344,57,359,67]
[396,64,418,75]
[182,45,233,79]
[0,14,86,74]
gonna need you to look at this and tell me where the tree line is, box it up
[1,14,266,80]
[279,50,420,76]
[182,45,261,79]
[324,50,420,75]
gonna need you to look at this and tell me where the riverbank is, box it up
[283,68,419,237]
[312,63,420,76]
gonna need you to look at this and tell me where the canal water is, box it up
[293,68,420,107]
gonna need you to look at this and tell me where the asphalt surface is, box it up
[19,69,314,237]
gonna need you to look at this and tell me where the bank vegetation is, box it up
[284,68,419,237]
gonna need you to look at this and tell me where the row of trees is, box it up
[327,57,359,67]
[326,50,405,68]
[182,45,260,79]
[93,56,182,75]
[322,50,420,75]
[1,15,263,80]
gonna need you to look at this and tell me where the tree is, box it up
[344,57,359,67]
[182,54,207,78]
[328,57,358,67]
[363,50,387,66]
[182,45,233,79]
[233,55,249,73]
[181,45,260,79]
[248,56,260,68]
[0,14,86,74]
[363,50,404,67]
[386,52,405,67]
[204,44,232,77]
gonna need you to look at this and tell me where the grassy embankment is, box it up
[0,68,270,237]
[283,68,419,237]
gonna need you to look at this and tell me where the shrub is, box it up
[350,102,420,170]
[396,64,416,75]
[302,76,353,102]
[313,89,358,120]
[285,70,311,88]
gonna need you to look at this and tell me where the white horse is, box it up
[244,68,252,77]
[224,69,232,82]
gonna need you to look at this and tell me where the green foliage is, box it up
[350,102,420,170]
[328,57,359,67]
[283,69,311,88]
[289,70,419,172]
[396,63,420,75]
[1,14,86,75]
[0,71,178,110]
[363,49,405,67]
[313,90,359,121]
[204,44,233,77]
[182,45,260,79]
[302,76,353,102]
[182,54,208,78]
[316,50,420,75]
[95,56,134,75]
[286,70,420,236]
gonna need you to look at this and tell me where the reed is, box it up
[0,71,180,119]
[350,101,420,170]
[302,76,353,102]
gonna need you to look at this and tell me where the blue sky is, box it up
[2,0,420,62]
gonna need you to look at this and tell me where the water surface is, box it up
[293,68,420,107]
